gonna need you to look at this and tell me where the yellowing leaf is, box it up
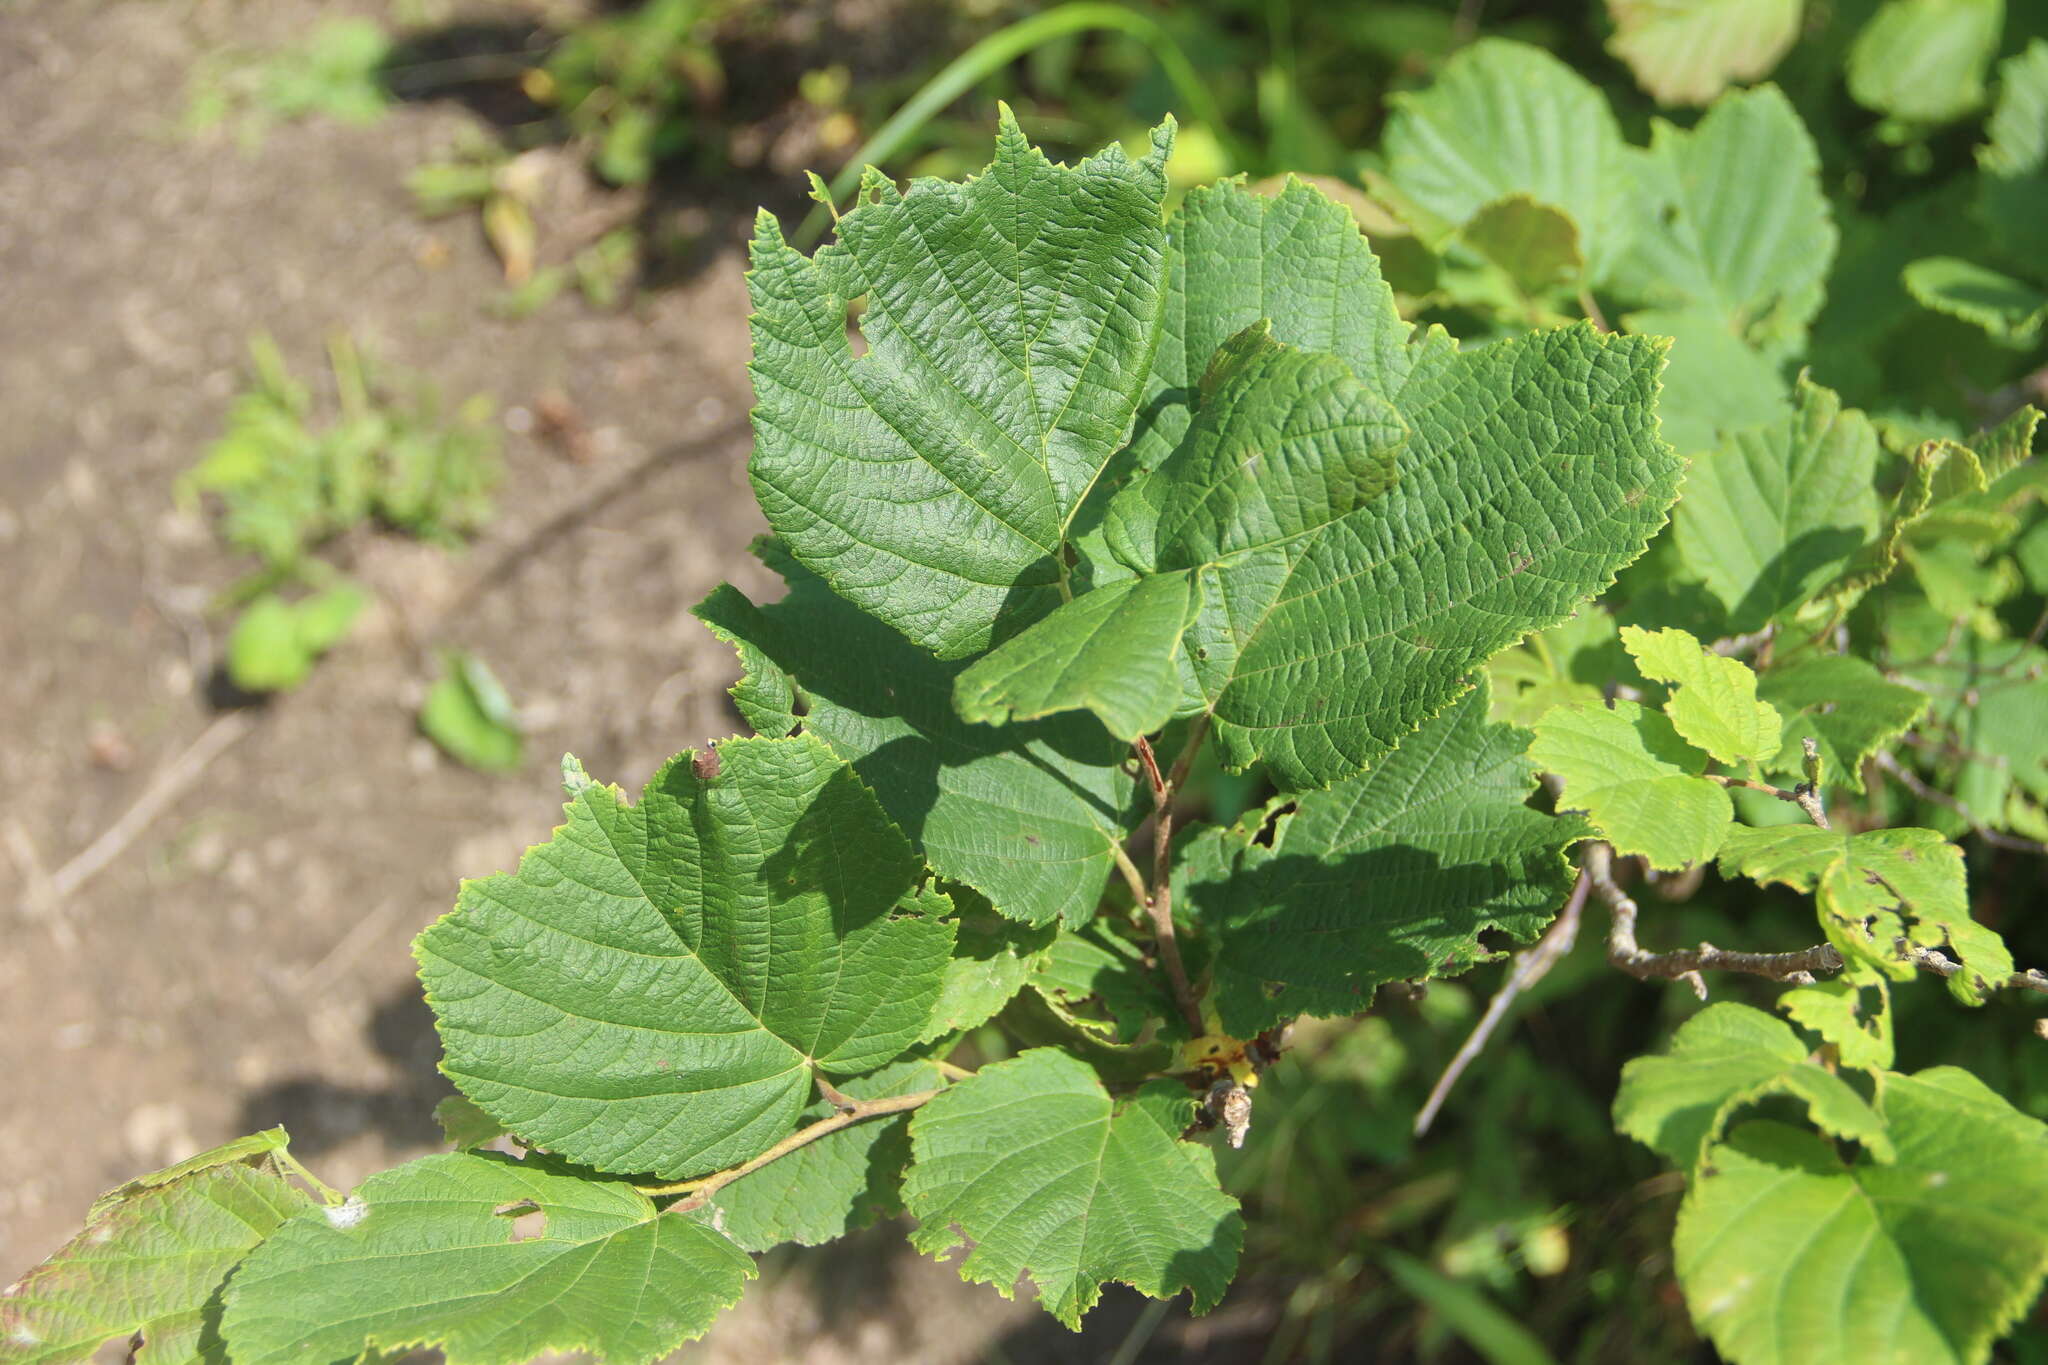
[1621,625,1782,764]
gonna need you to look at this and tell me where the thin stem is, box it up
[930,1058,977,1083]
[1133,727,1210,1038]
[1414,868,1590,1137]
[1108,840,1152,910]
[274,1148,348,1205]
[1576,286,1609,333]
[636,1090,939,1201]
[1701,773,1829,829]
[1874,751,2048,855]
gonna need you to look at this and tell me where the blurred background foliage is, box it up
[162,0,2048,1358]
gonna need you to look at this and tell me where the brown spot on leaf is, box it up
[692,748,722,781]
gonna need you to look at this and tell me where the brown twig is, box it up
[1908,946,2048,996]
[34,711,257,912]
[1414,868,1591,1136]
[1133,727,1210,1038]
[1702,772,1830,829]
[812,1072,859,1114]
[636,1089,939,1203]
[1587,843,1841,997]
[1873,751,2048,855]
[1587,841,2048,998]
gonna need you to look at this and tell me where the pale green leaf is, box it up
[219,1153,754,1365]
[1756,654,1928,793]
[1529,700,1732,870]
[2,1160,307,1365]
[1485,609,1622,727]
[1613,87,1834,338]
[1848,0,2004,125]
[695,542,1136,927]
[745,112,1172,659]
[419,652,523,774]
[1674,382,1884,632]
[1381,40,1633,279]
[902,1048,1242,1329]
[1901,636,2048,823]
[1606,0,1804,106]
[81,1129,292,1220]
[1718,824,2012,1000]
[1188,683,1581,1036]
[1613,1002,1891,1170]
[1625,304,1791,455]
[1979,39,2048,177]
[704,1059,942,1252]
[1622,625,1783,764]
[1459,194,1585,294]
[1675,1069,2048,1365]
[953,571,1199,740]
[1902,256,2048,343]
[1780,968,1895,1071]
[416,735,954,1180]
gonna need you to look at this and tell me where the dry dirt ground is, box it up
[0,2,1290,1359]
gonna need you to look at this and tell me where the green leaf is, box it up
[1902,257,2048,344]
[1675,1069,2048,1365]
[1848,0,2004,126]
[2,1157,308,1365]
[1779,968,1895,1071]
[226,587,368,693]
[1106,176,1679,789]
[1459,194,1585,294]
[415,735,955,1180]
[1381,1250,1561,1365]
[1129,175,1411,478]
[902,1048,1242,1329]
[419,652,523,774]
[219,1153,754,1365]
[1109,322,1405,578]
[921,893,1057,1042]
[745,112,1173,659]
[1031,924,1177,1043]
[1673,381,1884,632]
[695,543,1136,927]
[1141,322,1676,788]
[1189,683,1582,1036]
[704,1058,942,1252]
[1756,654,1928,793]
[1605,0,1804,106]
[432,1097,507,1152]
[1381,40,1633,279]
[1613,86,1834,339]
[1614,1002,1891,1171]
[1621,625,1783,764]
[1529,700,1732,870]
[952,571,1200,740]
[1719,824,2012,999]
